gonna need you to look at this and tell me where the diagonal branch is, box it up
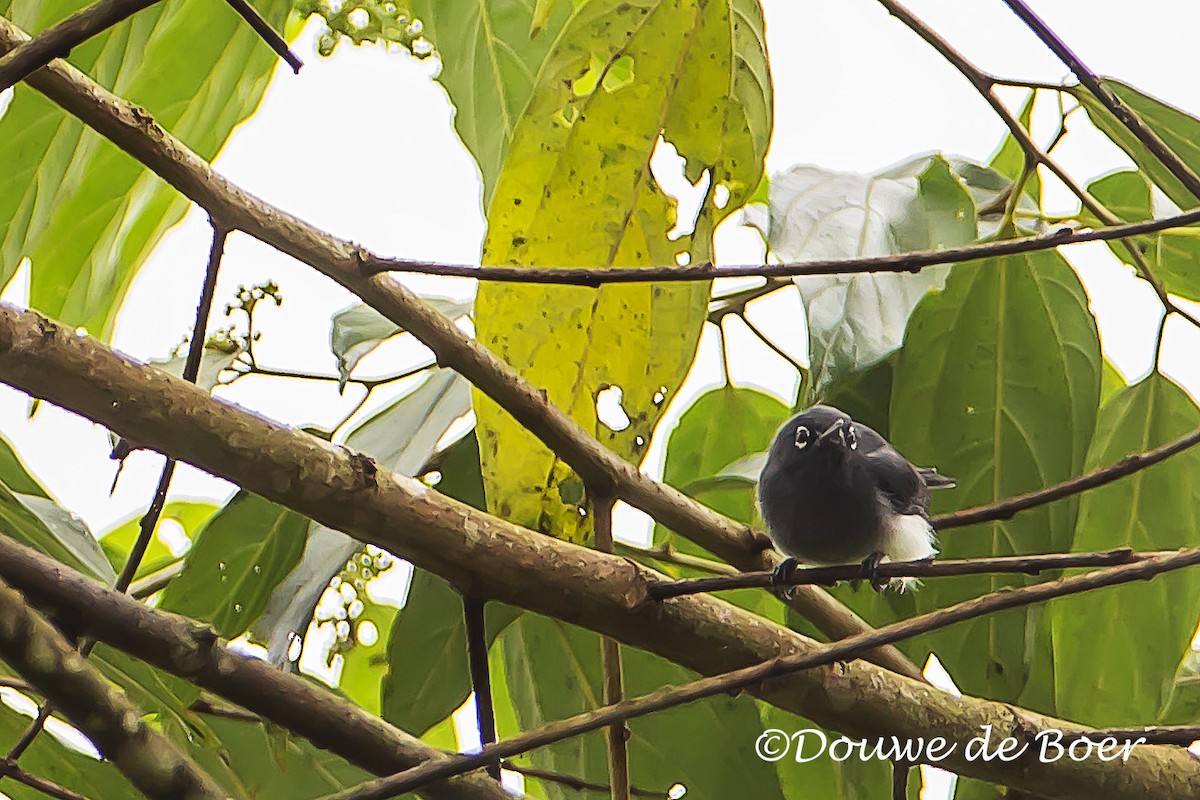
[0,758,90,800]
[357,209,1200,285]
[0,0,160,93]
[0,303,1196,798]
[999,0,1200,202]
[219,0,302,73]
[329,548,1200,800]
[0,574,227,800]
[0,534,513,800]
[933,425,1200,530]
[0,13,921,682]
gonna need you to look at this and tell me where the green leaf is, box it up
[1073,79,1200,212]
[252,369,471,663]
[0,479,113,582]
[337,598,401,715]
[380,432,521,733]
[1101,358,1127,406]
[159,492,309,638]
[502,613,787,800]
[409,0,574,204]
[890,246,1101,707]
[767,154,978,390]
[0,0,292,337]
[475,0,771,544]
[1051,372,1200,727]
[99,500,219,581]
[1082,169,1200,302]
[654,386,789,551]
[0,700,134,800]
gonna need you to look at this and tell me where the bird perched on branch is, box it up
[757,405,955,593]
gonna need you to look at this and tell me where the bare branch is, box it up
[649,548,1150,599]
[1000,0,1200,202]
[219,0,302,73]
[934,425,1200,530]
[462,596,500,781]
[0,534,513,800]
[0,0,160,94]
[0,758,90,800]
[592,495,630,800]
[329,548,1200,800]
[0,13,923,682]
[0,574,227,799]
[0,304,1196,797]
[500,762,662,798]
[356,211,1200,284]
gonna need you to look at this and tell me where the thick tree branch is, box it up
[1000,0,1200,202]
[0,574,226,800]
[0,0,159,93]
[0,14,921,682]
[0,535,514,800]
[358,211,1200,284]
[649,548,1152,599]
[0,305,1196,798]
[933,425,1200,530]
[332,548,1200,800]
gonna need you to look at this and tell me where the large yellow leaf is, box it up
[475,0,772,542]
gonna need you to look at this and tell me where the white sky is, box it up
[2,1,1200,795]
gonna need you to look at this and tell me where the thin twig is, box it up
[324,548,1200,800]
[0,0,159,93]
[933,425,1200,530]
[219,0,301,73]
[358,209,1200,284]
[5,223,229,767]
[1000,0,1200,202]
[613,541,739,577]
[462,596,500,781]
[591,495,630,800]
[0,758,89,800]
[648,548,1147,599]
[500,762,661,798]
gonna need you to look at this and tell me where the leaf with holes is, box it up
[0,0,293,338]
[476,0,772,544]
[1051,373,1200,727]
[410,0,574,204]
[159,491,309,639]
[889,245,1101,709]
[766,154,977,391]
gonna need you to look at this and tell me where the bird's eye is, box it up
[844,424,858,450]
[794,425,811,450]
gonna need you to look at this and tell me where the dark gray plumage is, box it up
[757,405,954,590]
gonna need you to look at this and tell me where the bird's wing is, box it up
[918,466,957,489]
[863,446,931,517]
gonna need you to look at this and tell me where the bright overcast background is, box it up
[2,0,1199,796]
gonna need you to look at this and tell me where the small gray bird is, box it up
[757,405,955,592]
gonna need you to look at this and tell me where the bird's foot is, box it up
[860,551,888,593]
[770,557,798,599]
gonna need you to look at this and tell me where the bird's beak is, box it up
[814,420,844,447]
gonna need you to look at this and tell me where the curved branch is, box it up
[1000,0,1200,202]
[0,574,226,800]
[933,426,1200,530]
[0,14,921,682]
[0,534,514,800]
[0,304,1197,798]
[0,0,160,94]
[332,548,1200,800]
[354,211,1200,284]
